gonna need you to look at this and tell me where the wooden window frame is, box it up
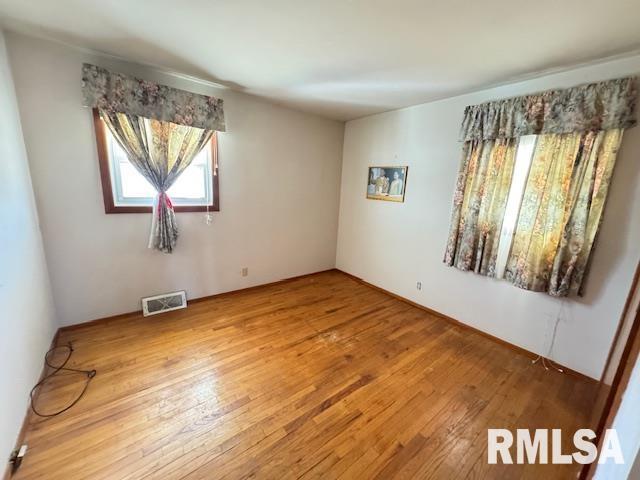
[93,108,220,214]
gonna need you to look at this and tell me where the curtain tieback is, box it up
[157,192,174,217]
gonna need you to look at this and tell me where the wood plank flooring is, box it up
[14,270,598,479]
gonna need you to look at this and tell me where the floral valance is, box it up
[81,63,225,131]
[460,77,636,142]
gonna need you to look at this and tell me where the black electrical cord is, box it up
[30,343,96,417]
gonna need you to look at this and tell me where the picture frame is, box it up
[366,166,408,203]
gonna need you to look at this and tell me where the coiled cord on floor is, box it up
[30,343,96,417]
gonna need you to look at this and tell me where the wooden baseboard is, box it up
[58,268,338,334]
[57,266,596,383]
[336,268,597,384]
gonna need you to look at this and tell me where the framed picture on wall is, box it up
[366,166,407,202]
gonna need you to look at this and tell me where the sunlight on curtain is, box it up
[445,77,635,297]
[504,129,624,295]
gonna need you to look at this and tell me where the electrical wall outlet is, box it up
[10,444,27,473]
[241,267,249,277]
[416,281,422,290]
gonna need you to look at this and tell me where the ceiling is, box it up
[1,0,640,121]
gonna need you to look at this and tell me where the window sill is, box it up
[105,205,219,214]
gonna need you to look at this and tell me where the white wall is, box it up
[5,31,638,381]
[5,32,345,327]
[0,30,58,463]
[336,55,640,380]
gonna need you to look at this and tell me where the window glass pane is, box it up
[494,134,537,279]
[106,128,212,206]
[111,140,129,164]
[119,163,156,198]
[167,165,206,199]
[190,147,207,165]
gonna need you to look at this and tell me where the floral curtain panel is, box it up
[82,63,225,131]
[505,129,623,296]
[101,111,213,253]
[444,138,517,276]
[445,77,636,297]
[82,64,225,253]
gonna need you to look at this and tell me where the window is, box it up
[493,134,537,279]
[93,109,219,214]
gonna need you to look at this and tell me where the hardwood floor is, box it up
[14,270,598,480]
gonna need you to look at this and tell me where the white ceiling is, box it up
[1,0,640,121]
